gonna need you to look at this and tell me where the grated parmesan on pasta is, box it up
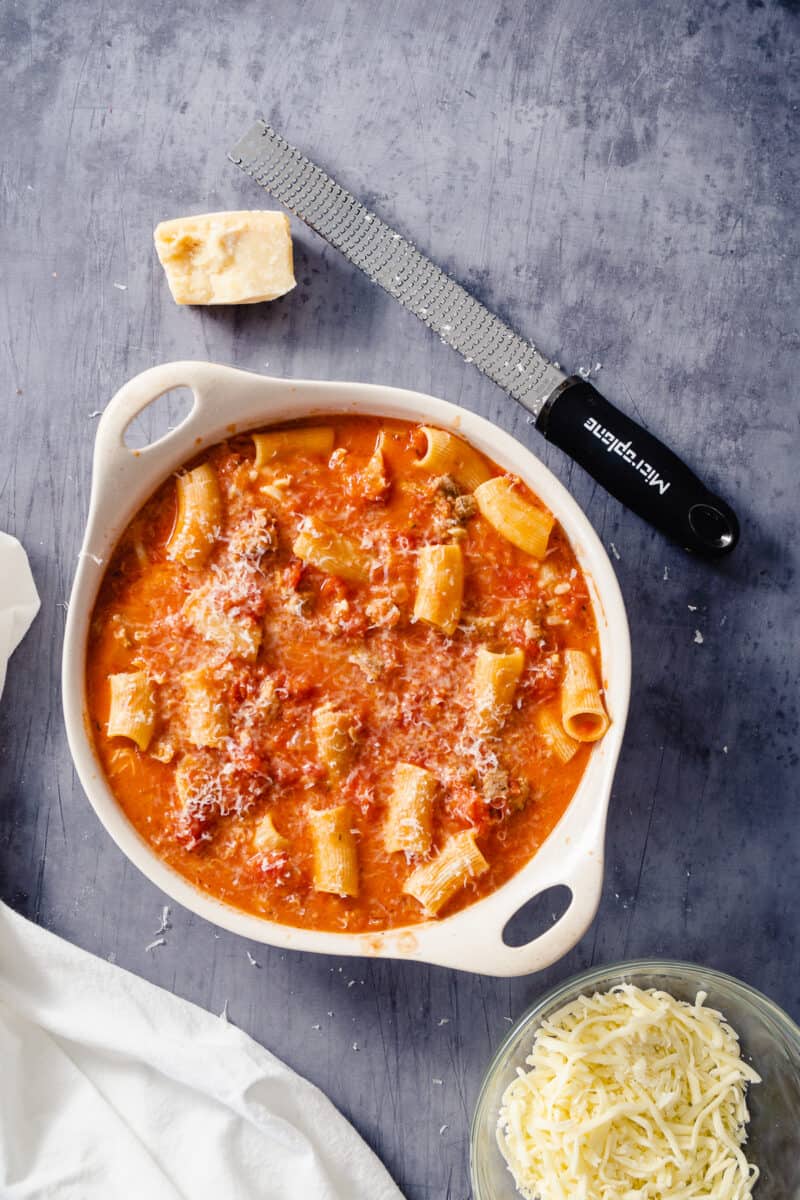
[88,416,606,932]
[497,984,761,1200]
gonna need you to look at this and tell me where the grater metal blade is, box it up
[229,121,565,417]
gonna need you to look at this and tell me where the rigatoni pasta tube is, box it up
[413,544,464,636]
[534,705,579,763]
[167,464,222,567]
[561,649,609,742]
[384,763,436,856]
[308,805,359,897]
[474,475,555,559]
[403,829,488,915]
[252,811,289,853]
[414,427,492,491]
[252,426,334,467]
[292,517,370,583]
[313,702,357,777]
[181,666,229,748]
[107,671,156,751]
[473,646,525,734]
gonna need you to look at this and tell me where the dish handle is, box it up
[88,361,240,518]
[456,850,604,977]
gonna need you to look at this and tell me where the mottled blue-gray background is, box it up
[1,1,798,1196]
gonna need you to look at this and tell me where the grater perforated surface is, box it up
[229,121,565,417]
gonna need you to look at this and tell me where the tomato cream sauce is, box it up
[86,417,604,932]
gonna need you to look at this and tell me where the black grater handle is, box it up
[536,377,739,557]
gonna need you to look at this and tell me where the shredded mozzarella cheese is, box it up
[497,984,760,1200]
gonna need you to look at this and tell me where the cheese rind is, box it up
[154,210,295,305]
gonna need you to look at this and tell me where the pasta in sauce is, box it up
[86,417,608,932]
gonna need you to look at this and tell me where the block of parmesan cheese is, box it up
[153,211,295,305]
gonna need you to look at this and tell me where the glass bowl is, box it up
[471,959,800,1200]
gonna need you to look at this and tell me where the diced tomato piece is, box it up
[233,748,268,775]
[259,850,289,876]
[487,563,536,599]
[283,558,306,591]
[286,673,317,701]
[447,783,489,834]
[227,665,255,706]
[319,576,348,603]
[502,621,527,648]
[270,758,301,788]
[175,808,213,850]
[521,656,561,702]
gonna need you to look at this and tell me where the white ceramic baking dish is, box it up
[63,361,631,977]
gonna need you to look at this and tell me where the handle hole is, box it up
[123,387,195,450]
[688,503,736,551]
[502,884,573,948]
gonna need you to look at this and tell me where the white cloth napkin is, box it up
[0,532,40,699]
[0,537,404,1200]
[0,905,405,1199]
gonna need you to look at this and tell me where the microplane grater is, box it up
[229,120,739,558]
[230,121,563,416]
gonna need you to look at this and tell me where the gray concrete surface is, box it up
[2,1,798,1196]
